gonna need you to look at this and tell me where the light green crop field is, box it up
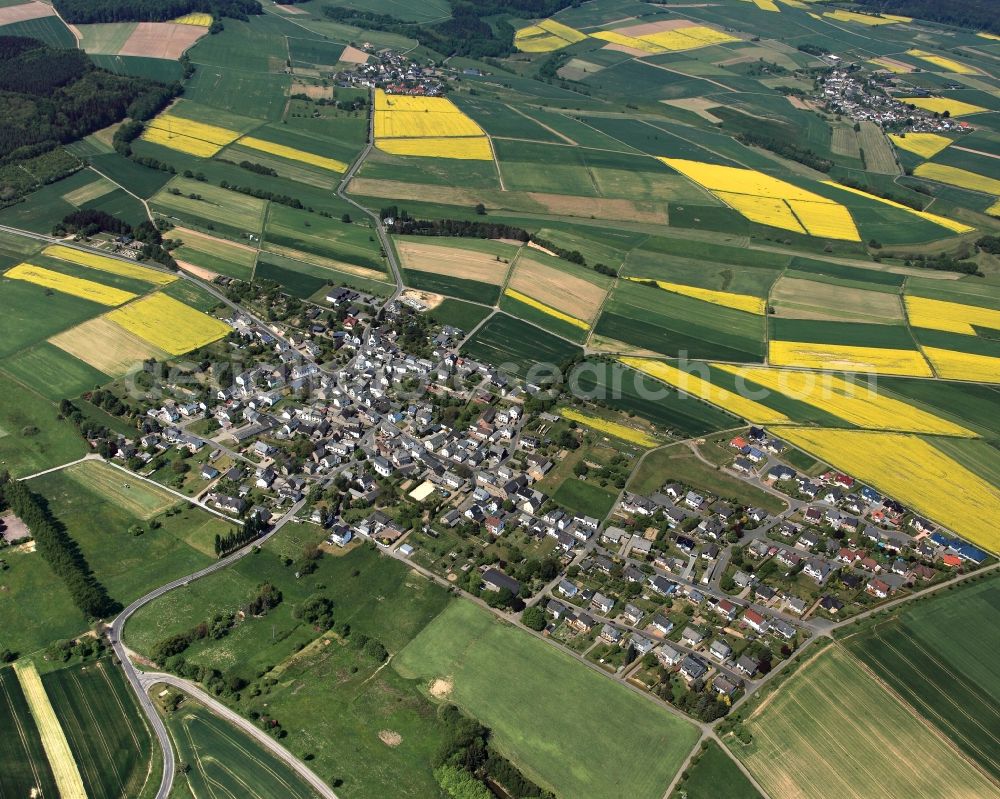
[0,665,59,798]
[164,700,319,799]
[151,178,268,236]
[1,343,109,402]
[42,658,155,799]
[674,741,761,799]
[730,645,998,799]
[0,380,88,478]
[394,600,700,799]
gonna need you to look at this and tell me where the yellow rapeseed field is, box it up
[777,428,1000,552]
[715,193,806,234]
[560,408,658,447]
[900,97,987,117]
[821,182,974,234]
[769,340,933,376]
[868,57,911,74]
[237,136,347,172]
[375,110,485,139]
[6,263,137,306]
[172,12,212,25]
[514,19,585,52]
[505,288,589,329]
[978,32,1000,41]
[376,137,493,160]
[375,92,456,112]
[44,245,177,286]
[787,199,861,241]
[713,364,975,435]
[988,199,1000,218]
[14,661,87,799]
[641,26,739,50]
[591,30,665,53]
[888,132,952,158]
[626,278,765,314]
[823,10,910,25]
[662,159,860,240]
[905,295,1000,336]
[906,49,977,74]
[747,0,780,11]
[619,357,791,424]
[670,26,739,45]
[142,113,240,156]
[914,163,1000,196]
[922,347,1000,383]
[106,293,231,355]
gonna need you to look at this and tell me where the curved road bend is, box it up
[110,497,311,799]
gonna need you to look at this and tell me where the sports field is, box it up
[166,700,319,799]
[395,601,699,799]
[732,646,997,799]
[843,576,1000,779]
[42,658,156,799]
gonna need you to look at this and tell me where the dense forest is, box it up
[852,0,999,34]
[0,36,179,164]
[53,0,261,24]
[323,0,581,58]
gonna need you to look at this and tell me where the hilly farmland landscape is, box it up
[0,0,998,797]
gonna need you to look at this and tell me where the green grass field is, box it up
[730,645,998,799]
[842,575,1000,779]
[1,343,109,402]
[630,445,785,513]
[395,601,699,799]
[29,461,226,606]
[42,658,155,799]
[0,665,58,798]
[0,380,88,478]
[462,313,581,376]
[173,232,256,281]
[673,741,761,799]
[151,178,268,237]
[552,476,618,517]
[164,700,319,799]
[0,277,105,359]
[402,269,501,304]
[427,299,492,331]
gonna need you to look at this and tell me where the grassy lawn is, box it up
[630,446,786,513]
[552,476,618,518]
[163,699,319,799]
[672,741,761,799]
[729,645,997,799]
[394,600,700,799]
[42,658,156,799]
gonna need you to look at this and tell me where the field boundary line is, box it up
[899,275,939,378]
[487,133,505,191]
[504,105,577,145]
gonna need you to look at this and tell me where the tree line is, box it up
[214,515,266,557]
[0,473,120,618]
[852,0,999,34]
[53,0,262,24]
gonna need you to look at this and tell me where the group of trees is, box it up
[218,179,305,209]
[0,36,178,165]
[214,515,267,557]
[0,474,119,618]
[53,0,261,24]
[734,130,833,173]
[851,0,999,34]
[384,212,529,243]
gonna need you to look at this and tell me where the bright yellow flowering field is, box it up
[906,49,977,74]
[786,199,861,241]
[869,57,911,74]
[376,137,492,160]
[715,193,806,234]
[375,92,456,112]
[747,0,779,11]
[905,296,1000,336]
[888,132,952,158]
[779,428,1000,552]
[922,347,1000,383]
[626,278,765,315]
[505,288,589,329]
[375,110,484,139]
[661,159,821,200]
[670,26,739,44]
[913,163,1000,195]
[141,125,221,157]
[619,357,791,424]
[823,10,910,25]
[642,26,739,49]
[769,341,933,376]
[142,114,240,156]
[590,30,665,53]
[44,245,177,286]
[237,136,347,172]
[6,263,136,306]
[106,293,231,355]
[821,182,974,234]
[713,364,974,436]
[560,408,658,447]
[988,199,1000,217]
[172,12,212,25]
[514,19,585,52]
[900,97,987,117]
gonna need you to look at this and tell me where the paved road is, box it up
[137,672,339,799]
[110,497,307,799]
